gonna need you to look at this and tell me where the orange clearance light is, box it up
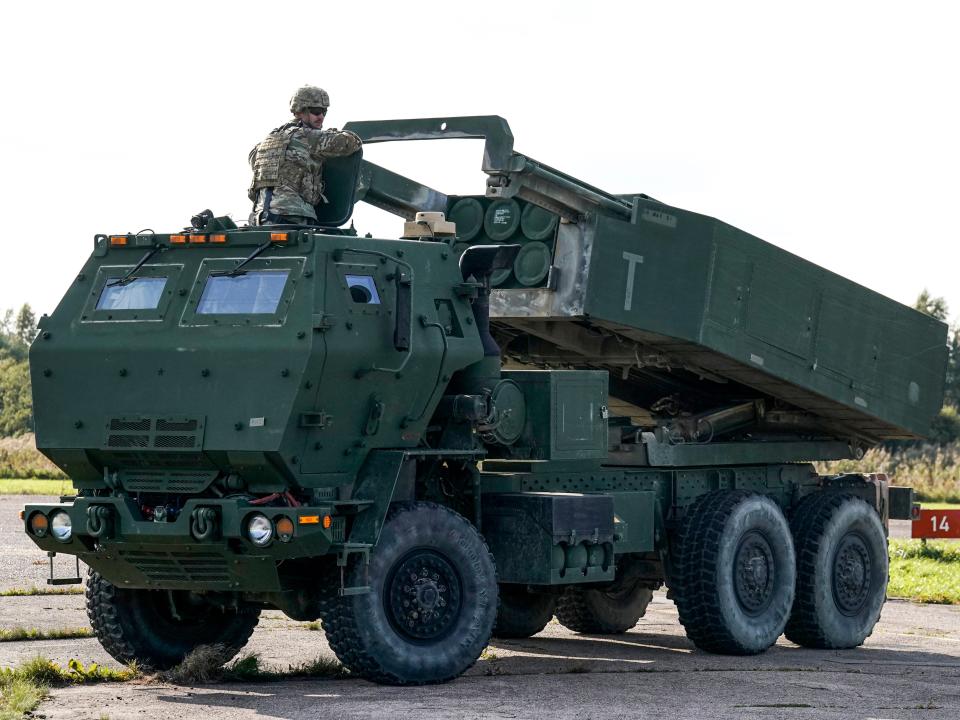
[29,512,49,538]
[18,510,24,521]
[323,515,332,530]
[189,234,207,244]
[299,515,320,525]
[110,236,128,246]
[276,516,294,541]
[170,235,187,244]
[209,234,227,243]
[270,232,289,243]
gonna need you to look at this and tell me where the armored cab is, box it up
[23,117,948,685]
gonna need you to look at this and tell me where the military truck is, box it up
[24,116,947,685]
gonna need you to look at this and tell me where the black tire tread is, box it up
[85,570,259,670]
[493,586,556,639]
[785,492,885,648]
[672,490,787,655]
[554,583,653,634]
[324,501,497,685]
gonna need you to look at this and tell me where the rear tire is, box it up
[323,502,498,685]
[85,570,260,670]
[555,581,654,635]
[492,585,556,639]
[672,491,796,655]
[785,493,887,649]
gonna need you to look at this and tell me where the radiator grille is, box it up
[154,435,197,449]
[103,416,204,454]
[121,471,216,494]
[119,550,230,583]
[330,517,346,542]
[156,419,198,432]
[108,434,149,448]
[110,419,151,432]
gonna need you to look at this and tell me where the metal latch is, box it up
[299,411,333,428]
[312,314,337,332]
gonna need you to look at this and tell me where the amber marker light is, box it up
[270,232,289,243]
[189,235,206,244]
[29,512,49,538]
[276,516,294,542]
[298,515,320,525]
[209,234,227,243]
[170,235,187,244]
[323,515,332,530]
[109,236,128,246]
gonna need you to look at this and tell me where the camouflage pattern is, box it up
[290,86,330,113]
[248,122,361,223]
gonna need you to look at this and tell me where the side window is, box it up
[179,257,303,327]
[96,277,167,310]
[346,275,381,305]
[82,265,182,322]
[197,271,291,315]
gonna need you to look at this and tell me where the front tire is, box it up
[85,570,260,670]
[324,502,498,685]
[785,493,887,649]
[672,491,796,655]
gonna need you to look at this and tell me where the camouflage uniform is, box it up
[248,91,361,225]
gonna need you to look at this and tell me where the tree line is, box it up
[0,304,36,436]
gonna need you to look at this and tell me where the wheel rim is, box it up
[832,531,872,615]
[733,530,776,615]
[385,549,463,642]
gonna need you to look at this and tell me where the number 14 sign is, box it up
[911,509,960,539]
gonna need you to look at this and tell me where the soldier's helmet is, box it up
[290,86,330,113]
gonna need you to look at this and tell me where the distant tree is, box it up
[0,355,31,435]
[914,289,950,322]
[913,290,960,423]
[14,304,36,346]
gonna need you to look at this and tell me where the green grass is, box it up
[0,627,92,643]
[888,539,960,604]
[0,657,139,720]
[161,646,346,684]
[0,478,72,496]
[0,677,44,720]
[0,587,82,597]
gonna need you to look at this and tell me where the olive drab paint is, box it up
[23,115,947,685]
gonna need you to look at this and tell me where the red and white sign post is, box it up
[911,508,960,540]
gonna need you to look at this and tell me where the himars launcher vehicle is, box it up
[23,117,947,685]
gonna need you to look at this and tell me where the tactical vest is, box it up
[247,124,327,205]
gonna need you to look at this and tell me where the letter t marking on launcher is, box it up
[622,251,644,311]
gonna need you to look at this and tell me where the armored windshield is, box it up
[96,277,168,310]
[196,270,291,314]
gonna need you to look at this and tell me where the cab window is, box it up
[196,270,291,315]
[346,275,381,305]
[96,277,168,311]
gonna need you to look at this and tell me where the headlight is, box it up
[246,514,273,546]
[50,511,72,542]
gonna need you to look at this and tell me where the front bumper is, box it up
[23,496,344,592]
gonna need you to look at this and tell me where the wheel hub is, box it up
[386,550,462,641]
[734,531,775,614]
[832,532,872,615]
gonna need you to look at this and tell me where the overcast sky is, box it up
[2,0,958,326]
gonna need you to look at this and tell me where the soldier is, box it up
[248,86,362,226]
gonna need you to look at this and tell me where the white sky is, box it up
[2,0,958,325]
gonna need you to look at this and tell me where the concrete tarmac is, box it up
[2,498,958,719]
